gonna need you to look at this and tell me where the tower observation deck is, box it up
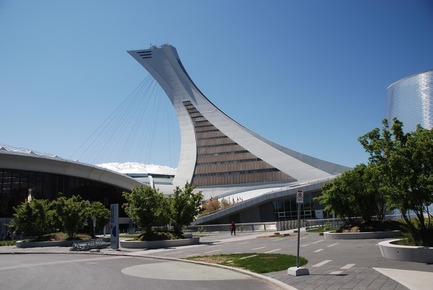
[128,44,349,199]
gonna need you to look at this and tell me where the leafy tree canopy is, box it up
[84,201,110,236]
[317,164,387,224]
[170,182,203,234]
[53,195,89,239]
[317,119,433,245]
[358,119,433,245]
[11,199,54,237]
[122,185,167,236]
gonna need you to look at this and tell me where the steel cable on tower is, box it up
[71,75,179,167]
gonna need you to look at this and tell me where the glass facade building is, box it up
[387,69,433,132]
[0,168,126,218]
[0,145,142,226]
[272,191,323,221]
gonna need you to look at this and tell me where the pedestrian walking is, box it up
[230,221,236,235]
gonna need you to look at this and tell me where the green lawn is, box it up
[185,253,307,274]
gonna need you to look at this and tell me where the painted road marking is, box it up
[314,249,324,253]
[239,254,258,260]
[312,240,323,244]
[341,263,355,269]
[0,256,128,271]
[374,267,433,290]
[327,243,339,247]
[161,251,184,256]
[252,246,266,250]
[330,271,343,275]
[205,249,222,254]
[265,249,281,253]
[312,260,332,267]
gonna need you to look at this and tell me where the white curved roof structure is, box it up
[0,145,142,190]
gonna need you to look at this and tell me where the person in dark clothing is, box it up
[230,221,236,235]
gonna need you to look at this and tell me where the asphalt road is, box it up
[134,231,433,289]
[0,253,279,290]
[1,231,433,289]
[137,231,432,272]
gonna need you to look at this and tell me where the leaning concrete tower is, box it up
[128,44,349,197]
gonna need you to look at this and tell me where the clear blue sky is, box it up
[1,0,432,168]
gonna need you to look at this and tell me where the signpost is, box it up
[295,190,303,267]
[288,190,310,276]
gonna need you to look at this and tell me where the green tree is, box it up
[122,185,167,237]
[11,199,54,237]
[170,182,203,234]
[348,164,387,223]
[159,195,173,228]
[53,195,89,239]
[364,163,388,221]
[317,173,358,224]
[359,119,433,246]
[317,163,388,225]
[83,201,110,237]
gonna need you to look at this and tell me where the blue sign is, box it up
[110,204,119,249]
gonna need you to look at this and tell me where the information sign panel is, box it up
[110,204,119,250]
[296,190,304,204]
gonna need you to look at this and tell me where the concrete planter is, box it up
[16,240,73,248]
[378,239,433,263]
[120,237,200,249]
[324,230,401,240]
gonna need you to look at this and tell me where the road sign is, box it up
[296,190,304,204]
[110,204,119,250]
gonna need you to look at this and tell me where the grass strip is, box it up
[185,253,307,274]
[0,240,16,246]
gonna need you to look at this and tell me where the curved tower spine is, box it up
[128,45,349,189]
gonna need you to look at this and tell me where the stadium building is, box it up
[0,145,145,237]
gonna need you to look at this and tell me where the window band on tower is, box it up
[183,101,294,186]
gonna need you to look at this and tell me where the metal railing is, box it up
[70,238,110,251]
[277,218,344,231]
[187,218,345,234]
[187,222,277,233]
